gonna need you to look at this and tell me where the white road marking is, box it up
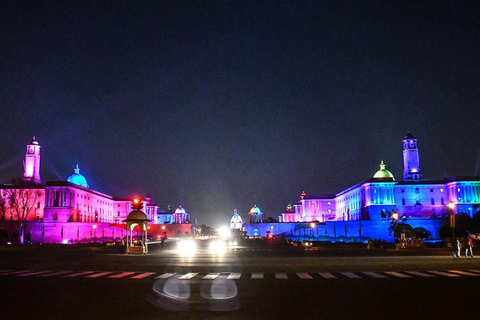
[63,271,96,278]
[131,272,156,279]
[384,271,411,278]
[296,273,313,279]
[108,272,135,279]
[404,271,435,278]
[17,270,53,277]
[178,273,198,280]
[275,273,289,279]
[86,272,115,278]
[318,272,336,279]
[155,273,175,279]
[39,270,73,277]
[362,272,387,278]
[341,272,362,279]
[251,273,263,279]
[448,270,480,277]
[428,271,460,277]
[227,272,242,280]
[202,273,220,280]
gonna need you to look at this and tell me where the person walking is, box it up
[453,238,461,258]
[465,237,474,257]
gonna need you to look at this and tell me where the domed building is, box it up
[244,133,480,241]
[230,209,243,229]
[373,160,395,180]
[173,206,189,224]
[67,164,89,188]
[248,205,263,223]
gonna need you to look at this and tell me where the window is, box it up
[415,188,420,194]
[53,212,58,220]
[402,199,406,206]
[431,198,435,205]
[441,198,445,205]
[430,189,433,192]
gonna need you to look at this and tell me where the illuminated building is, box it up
[0,137,192,243]
[230,209,243,230]
[245,133,480,240]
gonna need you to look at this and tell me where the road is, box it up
[0,240,479,319]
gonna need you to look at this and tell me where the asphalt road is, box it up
[1,240,479,320]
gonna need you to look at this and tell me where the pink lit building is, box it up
[0,138,191,244]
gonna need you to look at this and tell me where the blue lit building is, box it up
[244,133,480,240]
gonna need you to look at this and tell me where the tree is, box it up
[5,188,39,244]
[0,196,7,228]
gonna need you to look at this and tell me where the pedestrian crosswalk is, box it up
[2,269,480,281]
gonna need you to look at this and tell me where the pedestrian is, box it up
[465,237,474,257]
[453,238,461,258]
[120,239,125,254]
[160,237,165,252]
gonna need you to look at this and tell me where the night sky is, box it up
[1,1,479,227]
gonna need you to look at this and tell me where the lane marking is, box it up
[86,272,115,278]
[39,270,73,277]
[202,273,220,280]
[227,272,242,280]
[0,270,13,274]
[362,272,387,278]
[468,270,480,274]
[251,273,263,279]
[296,273,313,279]
[0,270,33,276]
[178,273,198,280]
[428,271,460,277]
[341,272,362,279]
[131,272,156,279]
[108,272,136,279]
[404,271,435,278]
[63,271,96,278]
[17,270,53,277]
[275,273,289,279]
[318,272,336,279]
[384,271,411,278]
[155,273,175,279]
[448,270,480,277]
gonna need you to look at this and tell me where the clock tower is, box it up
[402,132,422,181]
[23,136,41,184]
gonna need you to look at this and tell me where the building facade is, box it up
[0,138,191,243]
[245,133,480,240]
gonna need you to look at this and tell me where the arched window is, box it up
[402,199,406,206]
[53,212,58,220]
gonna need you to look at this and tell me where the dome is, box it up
[175,206,186,214]
[230,213,243,224]
[404,132,415,140]
[67,164,89,188]
[124,209,149,222]
[249,205,262,214]
[30,136,39,145]
[373,160,395,180]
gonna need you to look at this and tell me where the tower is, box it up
[23,136,41,184]
[402,132,422,181]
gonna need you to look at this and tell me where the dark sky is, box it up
[1,1,479,227]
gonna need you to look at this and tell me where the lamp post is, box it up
[92,224,97,243]
[448,201,456,241]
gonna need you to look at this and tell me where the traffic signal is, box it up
[132,198,143,210]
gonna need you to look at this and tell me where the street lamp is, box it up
[93,224,97,242]
[448,201,456,241]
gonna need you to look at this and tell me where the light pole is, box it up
[448,201,456,241]
[93,224,97,243]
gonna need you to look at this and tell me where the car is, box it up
[302,241,313,247]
